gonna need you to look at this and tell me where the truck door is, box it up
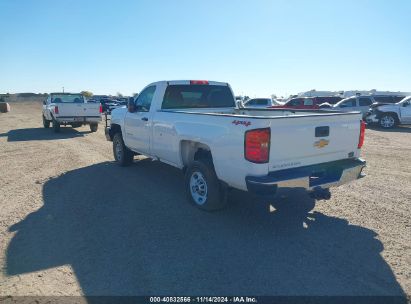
[124,85,156,154]
[400,99,411,123]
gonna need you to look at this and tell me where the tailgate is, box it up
[56,103,101,117]
[268,113,362,171]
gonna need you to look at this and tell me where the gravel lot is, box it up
[0,102,410,297]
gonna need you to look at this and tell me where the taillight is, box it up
[99,104,103,113]
[190,80,209,85]
[54,106,59,114]
[245,128,270,163]
[358,120,366,149]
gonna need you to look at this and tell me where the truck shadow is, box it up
[5,160,406,298]
[0,127,86,142]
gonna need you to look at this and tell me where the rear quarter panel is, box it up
[152,111,270,191]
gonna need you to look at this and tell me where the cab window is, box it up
[303,98,314,106]
[339,99,356,108]
[288,98,302,106]
[135,86,156,112]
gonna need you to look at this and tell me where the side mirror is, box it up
[403,102,410,107]
[128,97,135,113]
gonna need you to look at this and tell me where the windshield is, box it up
[51,94,84,103]
[162,85,235,109]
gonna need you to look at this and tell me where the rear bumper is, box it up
[55,116,102,123]
[246,158,366,196]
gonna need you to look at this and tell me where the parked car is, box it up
[105,80,366,211]
[366,96,411,128]
[107,99,128,113]
[42,93,102,132]
[270,96,341,110]
[271,97,319,109]
[100,99,119,113]
[243,98,275,108]
[329,96,374,118]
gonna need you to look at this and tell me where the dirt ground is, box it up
[0,102,410,297]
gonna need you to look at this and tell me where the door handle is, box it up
[141,117,148,121]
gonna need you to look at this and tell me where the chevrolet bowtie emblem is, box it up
[314,139,329,148]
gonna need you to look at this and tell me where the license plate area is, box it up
[73,117,84,122]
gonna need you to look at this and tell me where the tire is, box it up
[184,159,227,211]
[113,133,134,166]
[42,116,50,128]
[90,123,98,132]
[379,114,397,129]
[52,118,60,133]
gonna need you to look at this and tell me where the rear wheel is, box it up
[379,114,397,129]
[113,133,134,166]
[184,159,227,211]
[90,123,98,132]
[42,116,50,128]
[52,118,60,132]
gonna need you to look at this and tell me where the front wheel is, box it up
[43,116,50,128]
[184,160,227,211]
[379,114,397,129]
[90,123,98,132]
[113,133,134,166]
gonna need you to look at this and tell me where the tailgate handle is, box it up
[315,126,329,137]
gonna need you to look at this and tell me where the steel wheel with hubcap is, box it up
[379,114,396,129]
[189,171,208,205]
[184,159,227,211]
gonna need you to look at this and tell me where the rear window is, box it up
[359,98,373,106]
[51,94,84,103]
[373,96,393,103]
[246,98,269,106]
[162,85,234,109]
[393,96,406,103]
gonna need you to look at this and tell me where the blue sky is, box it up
[1,0,410,97]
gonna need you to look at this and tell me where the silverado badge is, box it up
[314,139,329,148]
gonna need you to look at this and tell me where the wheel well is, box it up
[109,124,122,140]
[180,141,214,171]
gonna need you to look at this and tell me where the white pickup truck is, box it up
[366,96,411,128]
[42,93,102,132]
[105,80,366,210]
